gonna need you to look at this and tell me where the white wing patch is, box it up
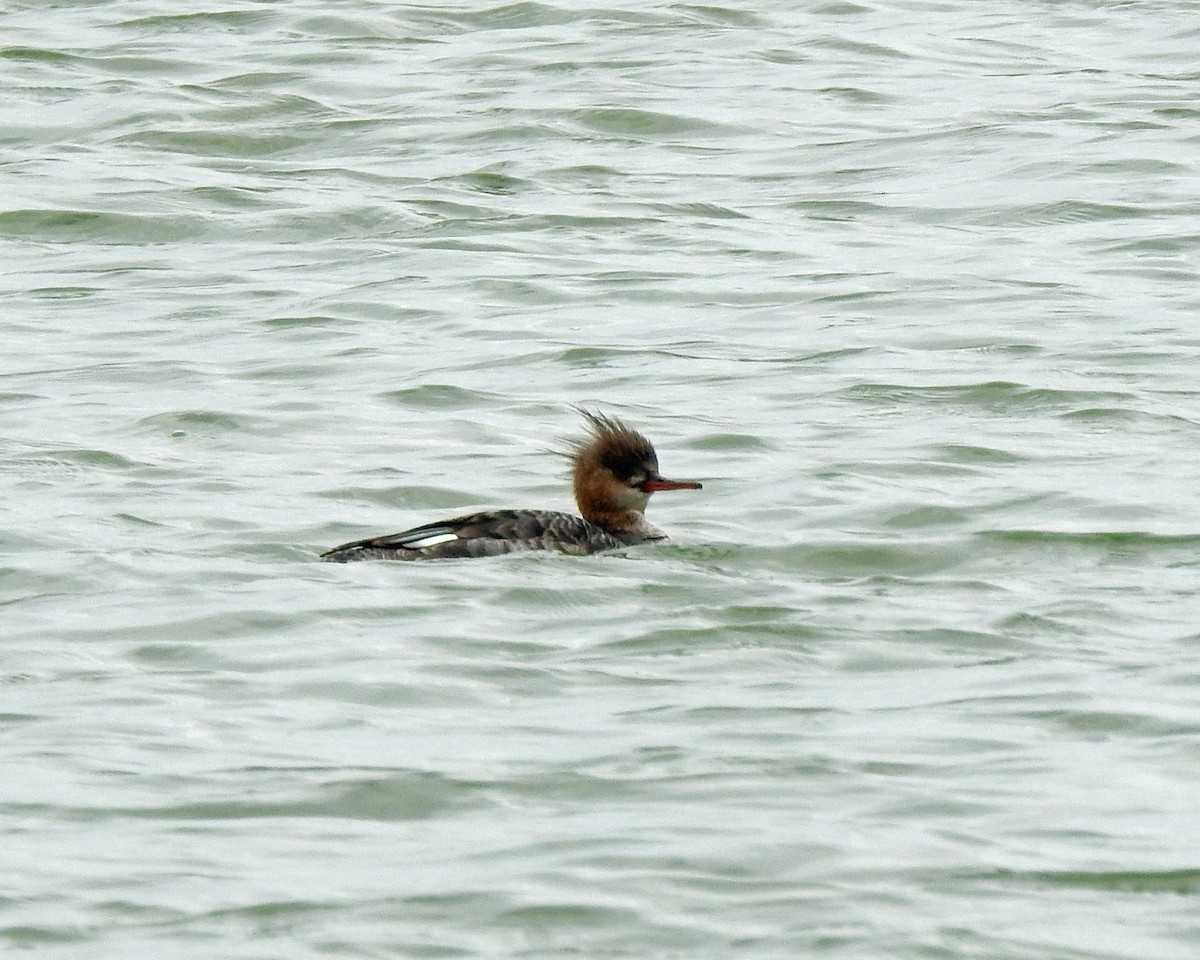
[405,532,459,549]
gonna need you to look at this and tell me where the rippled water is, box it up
[4,1,1200,957]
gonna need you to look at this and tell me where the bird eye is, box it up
[602,453,636,481]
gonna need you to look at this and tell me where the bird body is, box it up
[321,411,701,562]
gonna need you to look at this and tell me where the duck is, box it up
[320,410,701,561]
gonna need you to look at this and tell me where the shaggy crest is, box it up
[563,410,658,477]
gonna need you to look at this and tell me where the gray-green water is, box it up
[4,2,1200,957]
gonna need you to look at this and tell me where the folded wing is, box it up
[321,510,627,562]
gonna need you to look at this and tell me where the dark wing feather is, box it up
[320,510,625,562]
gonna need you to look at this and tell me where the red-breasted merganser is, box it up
[321,410,702,561]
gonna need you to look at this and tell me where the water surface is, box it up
[3,2,1200,957]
